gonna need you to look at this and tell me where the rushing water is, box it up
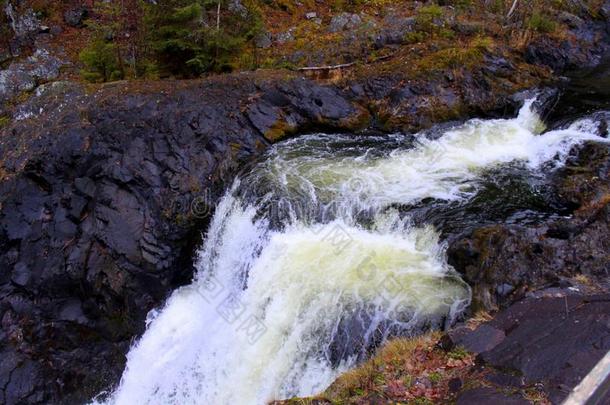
[100,100,609,404]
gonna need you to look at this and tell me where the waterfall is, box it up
[99,100,609,404]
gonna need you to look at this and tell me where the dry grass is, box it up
[275,331,480,404]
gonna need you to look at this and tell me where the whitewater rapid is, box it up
[100,100,608,404]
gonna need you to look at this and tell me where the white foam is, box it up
[100,100,608,405]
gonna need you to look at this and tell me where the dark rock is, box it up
[496,283,514,297]
[447,141,610,310]
[227,0,248,17]
[443,324,505,354]
[559,12,584,29]
[0,74,374,403]
[10,262,29,286]
[484,372,525,389]
[0,69,35,108]
[602,1,610,33]
[482,55,515,78]
[457,387,529,404]
[524,20,609,73]
[63,7,88,28]
[448,377,462,393]
[246,78,369,141]
[480,295,610,403]
[451,20,484,36]
[0,10,608,401]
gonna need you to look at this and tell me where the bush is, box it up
[79,39,124,82]
[528,12,557,33]
[404,31,426,44]
[416,4,444,33]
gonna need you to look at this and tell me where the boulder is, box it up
[275,28,295,44]
[255,31,272,48]
[0,48,64,115]
[4,3,41,52]
[328,12,362,33]
[378,14,416,45]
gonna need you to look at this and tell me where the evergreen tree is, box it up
[144,0,262,77]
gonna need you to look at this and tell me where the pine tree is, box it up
[144,0,262,77]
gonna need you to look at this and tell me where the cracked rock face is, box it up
[0,74,372,404]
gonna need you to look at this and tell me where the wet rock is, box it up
[442,324,505,354]
[448,139,610,310]
[245,78,370,141]
[457,387,529,404]
[328,12,362,33]
[63,7,88,28]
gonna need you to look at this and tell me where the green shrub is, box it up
[404,31,426,44]
[416,4,444,33]
[79,39,124,82]
[528,12,557,33]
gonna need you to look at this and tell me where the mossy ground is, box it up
[9,0,606,83]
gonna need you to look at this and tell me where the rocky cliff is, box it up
[0,1,610,403]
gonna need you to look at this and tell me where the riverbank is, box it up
[1,2,610,404]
